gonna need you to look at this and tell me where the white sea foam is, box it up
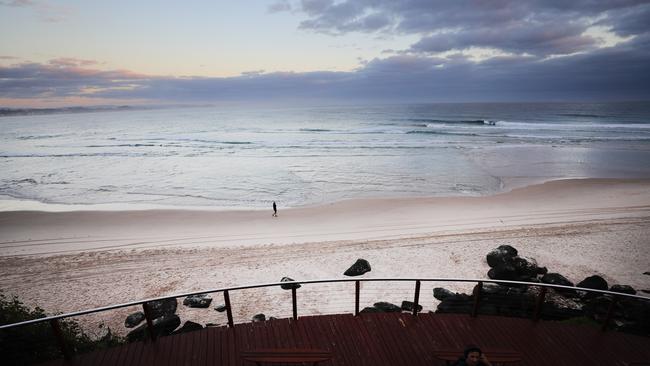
[1,102,649,210]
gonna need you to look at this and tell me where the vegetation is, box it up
[0,291,123,365]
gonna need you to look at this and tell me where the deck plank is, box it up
[38,313,650,366]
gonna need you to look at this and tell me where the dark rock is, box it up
[145,298,178,319]
[172,321,203,335]
[373,302,402,312]
[538,293,583,320]
[478,285,536,318]
[344,259,371,276]
[583,295,620,321]
[127,314,181,342]
[486,245,518,267]
[436,293,473,314]
[269,316,278,321]
[360,306,382,313]
[433,287,455,301]
[280,277,301,290]
[488,263,518,281]
[183,294,212,308]
[644,272,650,276]
[252,313,266,322]
[511,256,539,278]
[577,275,608,291]
[541,273,574,288]
[214,304,227,312]
[610,284,636,295]
[537,266,548,275]
[401,301,423,313]
[124,311,145,328]
[481,283,523,296]
[205,323,219,327]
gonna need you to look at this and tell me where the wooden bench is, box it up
[241,348,332,365]
[433,347,521,365]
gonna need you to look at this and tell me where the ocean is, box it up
[1,101,650,210]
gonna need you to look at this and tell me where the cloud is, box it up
[267,0,292,13]
[277,0,650,58]
[0,0,36,7]
[1,0,71,22]
[2,40,649,107]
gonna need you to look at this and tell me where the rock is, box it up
[487,263,518,281]
[511,256,539,278]
[610,285,636,295]
[344,259,371,276]
[538,293,583,320]
[401,301,423,313]
[583,295,620,321]
[436,293,473,314]
[577,275,608,291]
[145,298,178,319]
[252,313,266,322]
[124,311,145,328]
[481,283,518,296]
[541,273,574,288]
[486,245,518,267]
[373,302,402,312]
[126,314,181,342]
[360,307,382,313]
[214,304,227,312]
[183,294,212,308]
[172,321,203,335]
[205,323,219,327]
[433,287,455,301]
[537,266,548,275]
[280,277,301,290]
[644,272,650,276]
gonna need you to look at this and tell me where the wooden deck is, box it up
[42,313,650,366]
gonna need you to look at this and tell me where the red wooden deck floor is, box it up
[42,313,650,366]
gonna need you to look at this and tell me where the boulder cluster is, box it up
[435,245,649,335]
[123,257,376,340]
[124,294,226,342]
[123,253,648,340]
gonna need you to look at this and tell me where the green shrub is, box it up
[0,291,123,365]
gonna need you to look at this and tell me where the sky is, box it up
[1,0,650,107]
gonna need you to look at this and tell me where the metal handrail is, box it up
[2,276,648,330]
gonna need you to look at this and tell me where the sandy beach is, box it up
[1,178,649,334]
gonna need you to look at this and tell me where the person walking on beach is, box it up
[272,201,277,217]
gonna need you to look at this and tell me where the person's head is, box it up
[463,345,482,365]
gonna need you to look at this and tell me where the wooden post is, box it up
[471,281,483,318]
[224,290,234,328]
[291,287,298,321]
[533,287,547,321]
[355,281,360,316]
[601,296,618,331]
[413,280,421,316]
[49,319,72,360]
[142,302,157,341]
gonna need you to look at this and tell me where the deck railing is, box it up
[1,277,649,361]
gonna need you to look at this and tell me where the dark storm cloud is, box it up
[3,37,649,105]
[0,61,148,98]
[280,0,650,57]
